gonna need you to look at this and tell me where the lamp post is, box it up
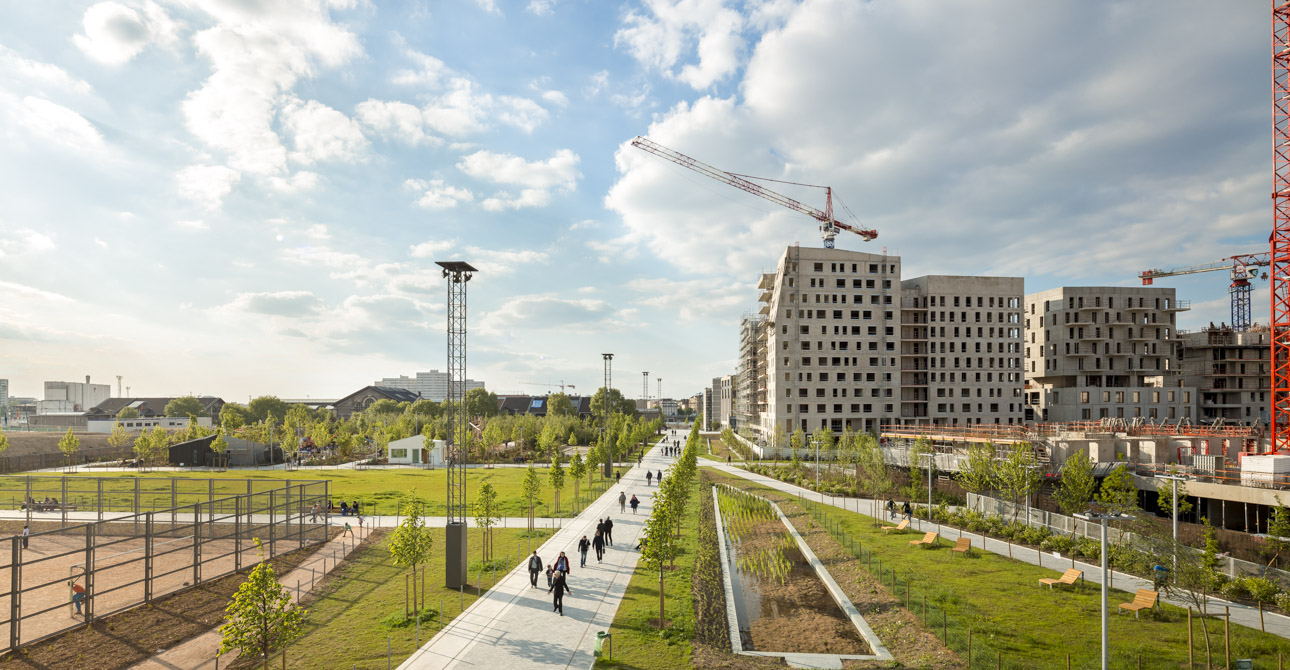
[812,437,821,497]
[1156,473,1187,569]
[923,451,933,520]
[1076,507,1133,670]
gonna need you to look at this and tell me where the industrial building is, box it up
[40,377,110,414]
[1023,287,1194,423]
[374,370,485,402]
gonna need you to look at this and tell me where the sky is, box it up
[0,0,1275,404]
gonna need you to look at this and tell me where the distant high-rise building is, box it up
[1179,325,1269,426]
[0,378,9,423]
[374,370,485,402]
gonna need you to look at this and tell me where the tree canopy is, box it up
[116,406,140,419]
[246,396,289,423]
[547,392,576,417]
[164,396,207,417]
[465,388,500,418]
[589,387,636,418]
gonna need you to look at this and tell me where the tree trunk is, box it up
[1200,614,1212,667]
[555,490,560,515]
[658,564,665,627]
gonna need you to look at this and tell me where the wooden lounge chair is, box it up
[881,519,909,532]
[1039,568,1083,590]
[951,537,971,557]
[1118,589,1159,619]
[909,532,938,548]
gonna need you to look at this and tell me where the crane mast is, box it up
[629,136,877,247]
[1273,2,1290,453]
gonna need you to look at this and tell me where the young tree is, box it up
[907,436,933,504]
[389,503,434,615]
[219,558,306,669]
[132,431,151,471]
[1156,473,1194,520]
[1265,496,1290,567]
[790,427,806,462]
[548,451,566,514]
[957,442,995,512]
[640,495,679,628]
[547,392,576,417]
[211,430,230,470]
[117,406,140,419]
[57,428,80,471]
[1097,463,1138,515]
[568,451,585,503]
[1054,450,1096,529]
[474,482,499,562]
[107,421,130,451]
[164,396,207,417]
[772,423,787,460]
[521,465,542,531]
[247,396,289,423]
[220,404,247,432]
[858,435,894,523]
[567,431,578,447]
[993,442,1042,522]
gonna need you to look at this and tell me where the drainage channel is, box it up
[712,484,892,669]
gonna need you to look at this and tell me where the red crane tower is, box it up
[629,136,877,248]
[1273,2,1290,453]
[1138,253,1269,330]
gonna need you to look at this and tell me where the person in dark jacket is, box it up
[592,530,606,562]
[629,495,639,514]
[646,470,653,486]
[604,517,614,546]
[577,535,590,567]
[555,551,571,575]
[549,570,572,616]
[527,551,543,588]
[902,501,912,520]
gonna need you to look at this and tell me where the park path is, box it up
[397,435,679,670]
[128,523,373,670]
[706,462,1290,640]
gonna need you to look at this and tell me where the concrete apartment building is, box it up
[374,370,485,402]
[714,374,736,429]
[757,246,902,439]
[40,377,111,414]
[701,386,715,429]
[1023,287,1194,423]
[735,313,768,433]
[0,378,8,420]
[1179,325,1270,426]
[898,275,1025,426]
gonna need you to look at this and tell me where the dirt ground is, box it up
[1,434,115,458]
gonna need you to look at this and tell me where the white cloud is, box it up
[175,219,210,231]
[472,0,502,15]
[527,0,556,17]
[181,1,362,176]
[479,294,633,337]
[586,70,609,97]
[223,290,323,318]
[541,90,569,106]
[0,45,92,95]
[391,49,450,87]
[176,164,241,211]
[73,1,181,65]
[403,178,474,209]
[408,238,456,258]
[281,98,368,165]
[463,246,550,276]
[94,237,109,249]
[458,149,580,211]
[355,100,442,146]
[615,0,745,90]
[11,97,104,151]
[0,224,55,258]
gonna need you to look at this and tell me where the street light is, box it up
[1156,473,1188,570]
[1076,505,1134,670]
[922,451,933,523]
[812,438,821,498]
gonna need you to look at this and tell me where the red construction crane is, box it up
[1138,253,1269,330]
[629,136,877,248]
[1273,2,1290,453]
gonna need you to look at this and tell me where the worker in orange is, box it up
[70,581,87,615]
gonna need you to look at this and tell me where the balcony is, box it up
[1166,300,1191,311]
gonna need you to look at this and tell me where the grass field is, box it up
[267,526,550,670]
[712,471,1290,669]
[58,467,620,518]
[594,477,700,669]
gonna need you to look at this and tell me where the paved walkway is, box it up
[707,462,1290,640]
[128,523,374,670]
[398,435,680,670]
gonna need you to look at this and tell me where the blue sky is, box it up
[0,0,1274,403]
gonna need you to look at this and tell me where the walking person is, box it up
[656,469,662,483]
[604,517,615,546]
[615,470,621,485]
[629,494,639,514]
[545,562,555,588]
[555,551,571,576]
[21,525,28,550]
[527,551,543,587]
[886,500,896,520]
[618,491,627,513]
[309,503,319,523]
[577,535,590,568]
[646,470,653,486]
[549,569,572,616]
[592,530,605,562]
[902,501,912,521]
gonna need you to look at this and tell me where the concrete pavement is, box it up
[397,435,680,670]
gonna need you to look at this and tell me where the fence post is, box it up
[61,477,68,529]
[193,503,202,585]
[269,489,277,558]
[97,478,103,522]
[83,523,95,624]
[144,512,154,602]
[10,537,21,650]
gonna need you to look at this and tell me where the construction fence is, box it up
[0,476,329,652]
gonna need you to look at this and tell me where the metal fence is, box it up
[0,446,137,474]
[967,492,1290,583]
[0,476,329,652]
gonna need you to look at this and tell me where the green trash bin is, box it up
[595,631,610,658]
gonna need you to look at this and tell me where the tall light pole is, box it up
[923,451,933,519]
[1076,507,1133,670]
[642,371,649,407]
[437,260,476,590]
[812,437,821,497]
[1157,473,1187,569]
[602,353,614,478]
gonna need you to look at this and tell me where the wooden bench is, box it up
[951,537,971,557]
[1039,568,1083,590]
[1118,589,1159,619]
[909,532,938,548]
[881,519,909,532]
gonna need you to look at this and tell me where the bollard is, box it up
[296,579,300,602]
[417,609,421,644]
[387,636,391,670]
[441,598,445,630]
[460,585,464,613]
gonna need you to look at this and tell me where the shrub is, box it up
[1041,535,1075,555]
[1276,591,1290,613]
[1221,577,1250,600]
[1074,537,1101,560]
[1021,526,1051,546]
[1245,576,1281,604]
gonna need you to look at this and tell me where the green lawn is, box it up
[594,477,700,669]
[714,471,1290,669]
[273,526,550,670]
[51,468,619,518]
